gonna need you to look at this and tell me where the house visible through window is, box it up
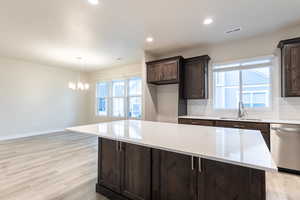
[128,77,142,118]
[96,77,142,119]
[96,82,108,116]
[213,57,272,109]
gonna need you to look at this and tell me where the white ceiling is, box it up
[0,0,300,71]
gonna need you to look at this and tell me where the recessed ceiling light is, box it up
[88,0,99,5]
[146,37,154,43]
[203,18,213,25]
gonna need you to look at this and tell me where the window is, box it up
[96,77,142,119]
[112,80,125,117]
[213,57,272,109]
[96,82,108,116]
[128,77,142,118]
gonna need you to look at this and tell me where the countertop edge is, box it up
[66,127,278,172]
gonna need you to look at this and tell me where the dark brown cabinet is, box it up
[121,143,151,200]
[178,118,215,126]
[146,56,183,85]
[278,37,300,97]
[98,138,121,192]
[183,56,210,99]
[152,150,265,200]
[198,159,265,200]
[98,139,266,200]
[152,150,197,200]
[98,138,151,200]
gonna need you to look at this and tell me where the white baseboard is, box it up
[0,129,64,141]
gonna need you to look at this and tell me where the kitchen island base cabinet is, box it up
[198,159,266,200]
[97,138,266,200]
[97,138,151,200]
[152,150,197,200]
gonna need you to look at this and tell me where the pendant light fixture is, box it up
[68,57,90,91]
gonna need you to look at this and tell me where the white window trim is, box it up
[212,55,274,111]
[95,77,142,119]
[95,82,110,117]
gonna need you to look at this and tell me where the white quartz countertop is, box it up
[179,115,300,125]
[66,120,277,172]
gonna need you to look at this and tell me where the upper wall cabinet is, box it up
[278,37,300,97]
[183,55,211,99]
[146,56,183,85]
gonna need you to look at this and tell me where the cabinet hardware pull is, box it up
[191,157,194,170]
[233,125,245,128]
[199,158,202,173]
[116,141,119,152]
[119,142,122,152]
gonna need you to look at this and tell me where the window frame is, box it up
[127,77,142,119]
[212,56,273,111]
[95,77,142,119]
[96,82,109,117]
[112,79,126,118]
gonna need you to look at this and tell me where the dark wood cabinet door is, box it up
[147,64,161,83]
[146,56,182,84]
[198,159,265,200]
[98,138,121,193]
[282,44,300,97]
[183,56,209,99]
[121,143,151,200]
[161,60,179,81]
[157,151,197,200]
[178,118,215,126]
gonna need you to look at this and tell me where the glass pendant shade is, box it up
[68,82,76,90]
[68,57,90,91]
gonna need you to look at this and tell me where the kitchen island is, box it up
[67,120,277,200]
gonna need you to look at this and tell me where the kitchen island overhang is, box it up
[67,120,277,200]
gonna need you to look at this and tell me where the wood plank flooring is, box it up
[0,131,299,200]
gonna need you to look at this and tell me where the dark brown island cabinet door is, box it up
[198,159,265,200]
[282,44,300,97]
[156,151,198,200]
[98,138,121,193]
[120,143,151,200]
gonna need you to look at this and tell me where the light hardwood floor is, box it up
[0,131,299,200]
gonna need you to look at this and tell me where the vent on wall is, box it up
[225,27,242,34]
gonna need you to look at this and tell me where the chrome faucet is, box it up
[238,101,247,119]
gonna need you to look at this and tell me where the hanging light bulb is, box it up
[69,57,90,91]
[77,81,84,90]
[69,82,76,90]
[84,83,90,90]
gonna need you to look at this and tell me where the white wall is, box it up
[0,58,89,140]
[157,24,300,121]
[87,63,143,123]
[142,52,158,121]
[156,84,179,123]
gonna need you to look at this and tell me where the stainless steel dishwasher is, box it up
[271,124,300,174]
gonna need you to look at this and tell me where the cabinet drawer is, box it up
[215,121,269,130]
[178,119,214,126]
